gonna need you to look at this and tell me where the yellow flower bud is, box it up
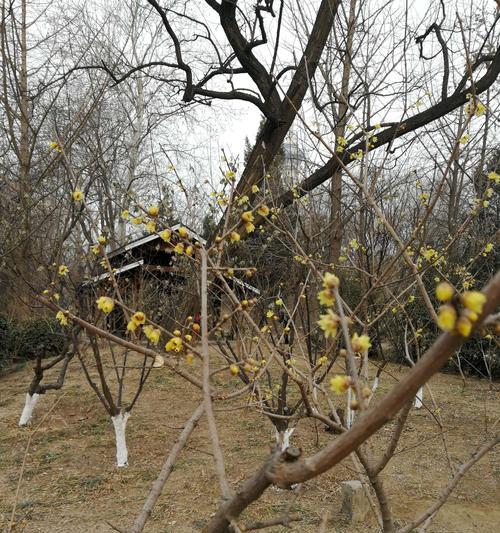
[148,204,159,216]
[435,282,454,302]
[461,291,486,314]
[351,333,371,353]
[456,316,472,337]
[330,374,351,394]
[72,189,84,201]
[437,305,457,332]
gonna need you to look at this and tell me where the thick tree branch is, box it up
[270,45,500,214]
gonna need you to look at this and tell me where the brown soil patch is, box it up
[0,353,499,532]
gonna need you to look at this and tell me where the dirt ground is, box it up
[0,351,499,533]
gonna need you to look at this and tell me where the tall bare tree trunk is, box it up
[329,0,357,264]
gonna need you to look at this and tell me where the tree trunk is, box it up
[19,392,40,426]
[111,411,130,467]
[414,387,423,409]
[275,427,295,451]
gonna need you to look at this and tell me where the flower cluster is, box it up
[435,282,487,337]
[317,272,339,308]
[96,296,114,314]
[127,311,146,332]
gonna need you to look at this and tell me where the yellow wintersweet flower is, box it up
[317,356,328,366]
[458,135,470,145]
[275,298,283,306]
[484,243,494,254]
[184,334,192,342]
[437,305,457,332]
[174,243,184,254]
[159,229,171,242]
[98,235,106,245]
[330,374,351,394]
[463,309,478,322]
[436,282,454,302]
[487,172,500,184]
[72,189,84,201]
[49,141,62,152]
[245,222,255,233]
[323,272,340,289]
[143,325,161,345]
[58,265,69,276]
[337,136,347,146]
[456,316,472,337]
[349,239,360,250]
[165,337,183,352]
[121,210,130,220]
[55,311,68,326]
[475,101,486,116]
[127,320,139,332]
[132,311,146,325]
[230,364,239,376]
[350,149,363,160]
[131,217,142,225]
[185,245,193,256]
[90,245,100,255]
[237,195,249,206]
[225,170,235,181]
[148,205,159,217]
[251,184,259,193]
[351,333,371,353]
[230,231,241,243]
[186,352,194,364]
[318,310,340,339]
[146,220,156,233]
[266,310,274,318]
[96,296,114,314]
[241,211,254,223]
[178,227,188,238]
[173,329,181,337]
[461,291,486,314]
[317,289,335,307]
[257,205,270,217]
[465,95,486,117]
[421,246,437,261]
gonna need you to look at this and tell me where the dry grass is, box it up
[0,350,499,533]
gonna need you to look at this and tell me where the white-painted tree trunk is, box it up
[19,393,40,426]
[275,427,295,451]
[112,411,130,467]
[414,387,423,409]
[346,388,353,428]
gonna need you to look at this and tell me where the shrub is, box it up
[14,317,65,360]
[0,315,15,370]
